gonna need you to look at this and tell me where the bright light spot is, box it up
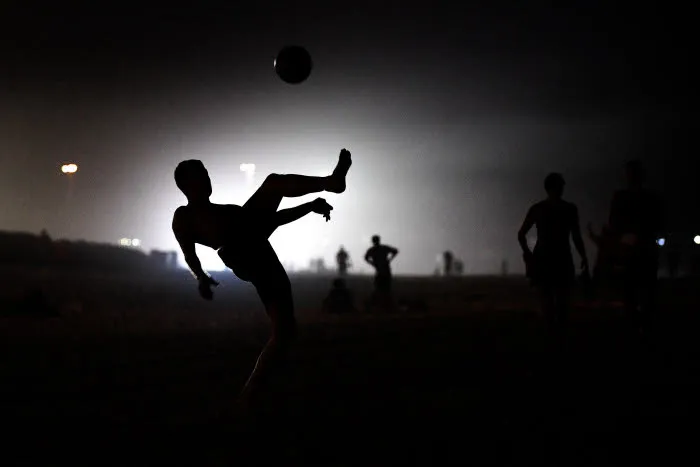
[239,163,256,188]
[695,235,700,245]
[119,237,141,248]
[61,163,78,174]
[239,163,256,174]
[656,238,665,246]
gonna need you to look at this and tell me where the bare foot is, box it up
[325,148,351,193]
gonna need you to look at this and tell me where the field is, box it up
[1,268,699,465]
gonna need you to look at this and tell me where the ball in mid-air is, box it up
[274,46,313,84]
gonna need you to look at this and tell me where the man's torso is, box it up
[532,199,576,254]
[176,203,262,250]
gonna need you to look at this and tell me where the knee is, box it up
[264,173,283,185]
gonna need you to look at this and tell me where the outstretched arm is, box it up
[274,204,313,227]
[274,198,333,226]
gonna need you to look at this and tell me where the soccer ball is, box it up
[274,46,313,84]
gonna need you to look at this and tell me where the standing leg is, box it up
[238,251,297,408]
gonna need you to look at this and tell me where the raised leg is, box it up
[243,149,351,214]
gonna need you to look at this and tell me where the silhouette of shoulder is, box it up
[172,206,191,232]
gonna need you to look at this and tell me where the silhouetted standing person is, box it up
[518,173,589,337]
[336,246,350,277]
[365,235,399,306]
[443,250,454,276]
[454,259,464,276]
[607,159,664,333]
[171,148,352,408]
[501,259,509,276]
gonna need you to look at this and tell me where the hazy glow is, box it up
[656,238,665,246]
[61,163,78,174]
[270,220,328,270]
[695,235,700,245]
[132,238,141,247]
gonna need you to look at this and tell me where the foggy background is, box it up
[0,2,693,274]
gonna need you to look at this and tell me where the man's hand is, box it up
[311,197,333,221]
[197,275,219,301]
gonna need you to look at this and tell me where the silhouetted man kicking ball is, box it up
[172,149,352,408]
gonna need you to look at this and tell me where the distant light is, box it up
[239,163,256,174]
[119,237,141,247]
[695,235,700,245]
[61,163,78,174]
[656,238,665,246]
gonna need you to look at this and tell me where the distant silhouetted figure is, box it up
[323,278,355,314]
[365,235,399,307]
[172,148,352,408]
[310,257,327,274]
[518,173,589,336]
[454,259,464,276]
[501,259,509,276]
[607,159,664,332]
[336,246,350,276]
[443,250,454,276]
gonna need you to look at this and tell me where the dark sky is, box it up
[0,2,694,273]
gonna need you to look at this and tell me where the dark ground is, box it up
[1,270,699,465]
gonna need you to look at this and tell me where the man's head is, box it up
[371,235,380,245]
[174,160,212,201]
[625,159,645,189]
[544,172,565,199]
